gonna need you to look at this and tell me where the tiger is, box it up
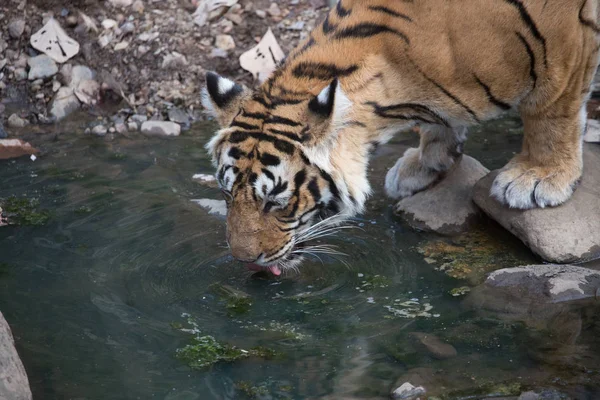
[201,0,600,275]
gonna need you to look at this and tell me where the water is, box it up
[1,117,599,399]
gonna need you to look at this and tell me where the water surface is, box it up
[1,117,599,399]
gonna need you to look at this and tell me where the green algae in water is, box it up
[1,196,51,226]
[174,314,279,369]
[210,283,253,316]
[449,286,471,297]
[235,381,268,398]
[417,228,525,284]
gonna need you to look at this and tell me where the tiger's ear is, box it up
[306,79,350,144]
[202,71,250,127]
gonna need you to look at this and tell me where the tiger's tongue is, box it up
[246,263,282,276]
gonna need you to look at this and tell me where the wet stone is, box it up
[473,144,600,263]
[168,107,189,125]
[0,311,32,400]
[409,332,458,360]
[394,155,489,235]
[391,382,426,400]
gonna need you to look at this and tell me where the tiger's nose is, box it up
[229,242,261,263]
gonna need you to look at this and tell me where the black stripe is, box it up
[252,94,270,108]
[249,172,258,185]
[241,111,267,120]
[228,130,296,155]
[504,0,547,67]
[261,168,275,181]
[516,32,537,88]
[233,172,244,187]
[259,152,281,166]
[266,115,302,127]
[319,169,340,200]
[368,5,412,22]
[265,240,291,259]
[300,152,310,165]
[365,101,449,126]
[307,178,321,202]
[473,75,512,110]
[323,14,337,34]
[579,2,600,33]
[409,59,480,123]
[228,147,245,159]
[336,1,351,17]
[333,23,409,44]
[345,120,367,128]
[294,170,307,189]
[292,62,359,81]
[267,128,305,142]
[269,180,288,197]
[269,97,306,107]
[230,120,259,130]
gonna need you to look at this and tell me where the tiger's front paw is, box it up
[490,159,581,209]
[385,148,441,200]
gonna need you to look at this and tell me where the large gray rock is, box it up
[394,155,489,234]
[27,55,58,80]
[50,87,80,121]
[585,119,600,143]
[391,382,426,400]
[485,264,600,303]
[473,144,600,263]
[0,139,38,160]
[0,311,32,400]
[141,121,181,137]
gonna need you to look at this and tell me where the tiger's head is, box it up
[202,71,368,275]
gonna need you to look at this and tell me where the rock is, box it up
[519,391,539,400]
[267,2,282,17]
[215,34,235,51]
[8,19,26,39]
[115,121,127,134]
[192,174,218,188]
[7,114,28,129]
[14,68,28,81]
[101,19,118,30]
[69,65,93,87]
[224,12,243,25]
[0,311,32,400]
[287,21,305,30]
[473,144,600,263]
[161,52,188,69]
[108,0,133,7]
[91,124,108,136]
[50,87,80,121]
[391,382,426,400]
[141,121,181,137]
[130,114,147,124]
[0,139,39,160]
[127,121,138,132]
[30,18,79,63]
[114,41,129,51]
[27,55,58,80]
[585,119,600,143]
[409,332,458,359]
[394,155,489,234]
[74,79,99,105]
[485,264,600,303]
[255,9,266,18]
[132,0,144,13]
[168,107,189,124]
[120,22,135,34]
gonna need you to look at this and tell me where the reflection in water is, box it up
[0,118,599,399]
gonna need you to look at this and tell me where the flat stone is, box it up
[485,264,600,303]
[168,107,189,124]
[8,19,26,39]
[215,34,235,51]
[0,139,38,160]
[91,125,108,136]
[161,52,188,69]
[0,311,32,400]
[473,144,600,263]
[140,121,181,137]
[50,87,80,121]
[7,114,28,129]
[69,65,94,88]
[409,332,458,359]
[108,0,133,7]
[27,55,58,80]
[394,155,489,234]
[391,382,426,400]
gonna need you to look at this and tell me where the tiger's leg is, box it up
[385,125,467,199]
[490,98,586,209]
